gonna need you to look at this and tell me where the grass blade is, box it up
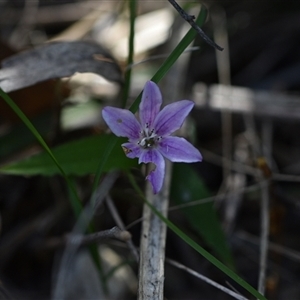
[0,88,83,216]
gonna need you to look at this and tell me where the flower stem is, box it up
[121,0,136,108]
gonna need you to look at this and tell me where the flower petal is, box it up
[139,81,162,127]
[158,136,202,162]
[139,149,165,194]
[153,100,194,136]
[102,106,141,139]
[121,142,142,159]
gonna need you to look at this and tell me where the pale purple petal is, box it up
[121,142,142,159]
[102,106,141,139]
[139,81,162,127]
[158,136,202,162]
[139,149,165,194]
[153,100,194,136]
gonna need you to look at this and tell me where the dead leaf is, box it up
[0,41,122,93]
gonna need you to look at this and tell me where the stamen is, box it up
[138,124,159,149]
[140,138,146,147]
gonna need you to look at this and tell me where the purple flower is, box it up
[102,81,202,194]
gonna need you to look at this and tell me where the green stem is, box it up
[121,0,136,108]
[92,0,137,193]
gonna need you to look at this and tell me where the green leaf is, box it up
[0,134,137,176]
[171,163,234,268]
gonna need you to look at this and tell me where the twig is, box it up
[200,148,260,177]
[272,173,300,182]
[210,6,235,222]
[138,161,172,300]
[257,120,272,296]
[74,227,131,245]
[166,259,249,300]
[168,181,264,211]
[226,281,245,298]
[125,216,144,230]
[167,0,223,51]
[240,113,270,297]
[53,171,119,299]
[124,181,266,229]
[237,230,300,263]
[93,171,120,210]
[44,227,131,249]
[106,195,139,263]
[258,180,269,296]
[200,147,300,183]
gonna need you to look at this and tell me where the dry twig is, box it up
[166,259,249,300]
[106,195,139,263]
[44,227,131,249]
[138,161,172,300]
[167,0,223,51]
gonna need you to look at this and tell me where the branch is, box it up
[106,195,139,263]
[166,259,248,300]
[167,0,224,51]
[44,227,131,249]
[138,161,172,300]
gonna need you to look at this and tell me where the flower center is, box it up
[138,123,161,149]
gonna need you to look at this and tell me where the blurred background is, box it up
[1,0,300,299]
